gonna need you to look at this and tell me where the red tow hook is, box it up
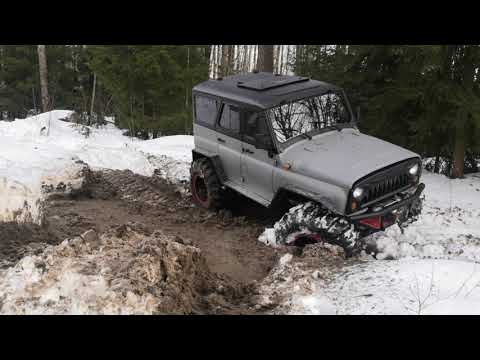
[358,216,382,230]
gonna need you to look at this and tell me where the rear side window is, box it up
[218,105,240,133]
[195,96,219,126]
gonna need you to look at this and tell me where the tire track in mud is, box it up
[42,170,280,286]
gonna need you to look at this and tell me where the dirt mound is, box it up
[0,225,250,315]
[252,243,348,314]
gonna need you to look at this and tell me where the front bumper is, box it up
[348,183,425,223]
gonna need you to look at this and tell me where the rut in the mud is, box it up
[41,170,279,285]
[0,169,284,313]
[0,223,60,269]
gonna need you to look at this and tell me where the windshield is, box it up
[265,91,352,145]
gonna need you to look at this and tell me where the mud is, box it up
[0,223,60,269]
[0,169,283,313]
[42,170,279,284]
[0,226,254,314]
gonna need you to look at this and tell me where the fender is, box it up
[192,150,228,183]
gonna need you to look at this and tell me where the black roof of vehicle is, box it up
[192,72,342,110]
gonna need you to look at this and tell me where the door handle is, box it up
[217,138,226,143]
[244,149,254,154]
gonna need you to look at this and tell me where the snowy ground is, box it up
[258,172,480,315]
[2,110,480,315]
[0,111,193,224]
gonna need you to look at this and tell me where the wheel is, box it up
[397,195,424,232]
[190,158,222,210]
[273,202,361,257]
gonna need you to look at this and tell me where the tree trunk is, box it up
[434,154,440,174]
[295,45,303,75]
[452,121,466,178]
[37,45,50,113]
[451,45,475,179]
[90,72,97,124]
[220,45,231,77]
[257,45,274,73]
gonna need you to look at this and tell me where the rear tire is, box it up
[190,158,222,210]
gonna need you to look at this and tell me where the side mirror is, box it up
[356,106,361,124]
[255,133,275,151]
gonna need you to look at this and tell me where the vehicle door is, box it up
[193,95,221,156]
[240,112,276,202]
[216,103,243,185]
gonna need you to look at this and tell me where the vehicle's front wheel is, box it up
[274,202,362,257]
[190,158,222,210]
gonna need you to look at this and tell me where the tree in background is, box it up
[87,45,209,138]
[294,44,480,178]
[257,45,274,73]
[0,45,39,119]
[1,44,478,177]
[37,45,50,113]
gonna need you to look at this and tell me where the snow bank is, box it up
[0,110,194,224]
[369,173,480,262]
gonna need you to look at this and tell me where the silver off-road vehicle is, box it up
[190,72,425,255]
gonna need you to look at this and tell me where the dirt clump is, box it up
[252,243,347,314]
[0,226,251,315]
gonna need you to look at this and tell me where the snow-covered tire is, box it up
[190,158,222,210]
[274,202,361,257]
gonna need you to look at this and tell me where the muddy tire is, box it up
[398,195,424,229]
[190,158,222,210]
[274,202,361,257]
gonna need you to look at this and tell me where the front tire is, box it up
[274,202,361,257]
[190,158,222,210]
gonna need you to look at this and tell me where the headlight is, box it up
[353,187,364,199]
[409,164,419,176]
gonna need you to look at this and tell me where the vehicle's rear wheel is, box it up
[190,158,222,210]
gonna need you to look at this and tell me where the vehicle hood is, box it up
[279,128,420,189]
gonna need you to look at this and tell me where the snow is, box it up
[3,109,480,315]
[324,259,480,315]
[266,172,480,315]
[0,110,194,224]
[370,172,480,262]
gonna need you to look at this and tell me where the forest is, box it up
[0,45,479,178]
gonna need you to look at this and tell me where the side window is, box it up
[218,105,240,133]
[245,112,269,136]
[195,96,219,127]
[244,112,272,145]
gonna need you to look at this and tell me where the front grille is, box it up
[363,173,410,203]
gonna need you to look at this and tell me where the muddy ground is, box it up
[0,170,287,313]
